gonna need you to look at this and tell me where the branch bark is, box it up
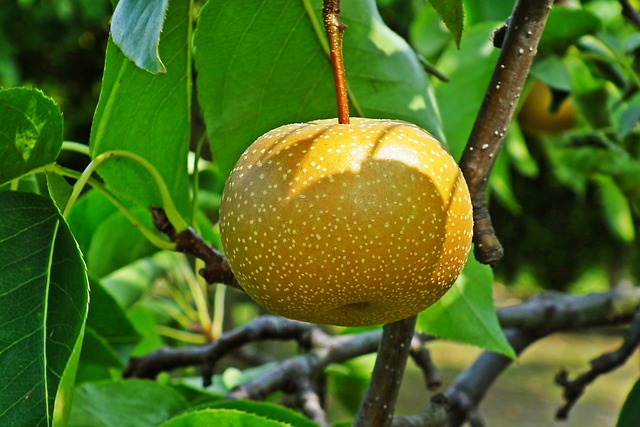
[354,316,417,427]
[458,0,553,266]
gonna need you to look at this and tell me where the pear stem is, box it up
[323,0,350,124]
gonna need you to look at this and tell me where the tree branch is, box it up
[354,316,417,427]
[620,0,640,30]
[555,303,640,419]
[445,288,640,426]
[150,206,240,289]
[458,0,553,266]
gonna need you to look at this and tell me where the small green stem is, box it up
[61,141,91,156]
[212,283,227,339]
[62,150,188,233]
[52,164,176,250]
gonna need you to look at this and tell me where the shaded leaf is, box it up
[66,190,119,256]
[68,380,187,427]
[0,192,88,425]
[539,7,601,52]
[86,278,140,346]
[45,171,73,212]
[0,87,63,185]
[91,0,191,217]
[418,254,516,358]
[86,208,157,278]
[111,0,169,74]
[593,174,635,243]
[617,379,640,427]
[194,0,443,182]
[426,0,463,48]
[161,409,291,427]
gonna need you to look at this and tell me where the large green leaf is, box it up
[194,0,443,181]
[68,380,187,427]
[90,0,191,217]
[0,87,63,185]
[161,409,292,427]
[111,0,170,74]
[0,192,89,425]
[418,253,516,358]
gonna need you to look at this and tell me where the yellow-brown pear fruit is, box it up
[219,117,473,327]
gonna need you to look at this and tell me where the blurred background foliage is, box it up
[1,0,638,297]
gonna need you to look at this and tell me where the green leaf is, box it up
[567,55,611,129]
[194,0,443,181]
[68,380,188,427]
[617,379,640,427]
[426,0,463,48]
[80,327,124,369]
[45,171,73,212]
[86,278,140,346]
[0,192,89,426]
[161,409,292,427]
[0,87,63,185]
[90,0,191,217]
[85,208,157,277]
[539,7,601,52]
[203,401,321,427]
[111,0,169,74]
[66,190,119,256]
[434,22,501,160]
[593,175,635,243]
[418,253,516,359]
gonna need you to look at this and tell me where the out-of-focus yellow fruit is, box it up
[219,118,473,326]
[518,80,576,136]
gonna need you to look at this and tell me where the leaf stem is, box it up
[63,150,188,234]
[61,141,91,156]
[52,164,176,250]
[323,0,350,124]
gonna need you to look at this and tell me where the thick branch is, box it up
[354,316,417,427]
[458,0,553,266]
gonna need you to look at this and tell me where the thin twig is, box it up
[409,336,442,391]
[323,0,350,123]
[446,288,640,426]
[354,316,417,427]
[150,206,240,289]
[458,0,553,266]
[620,0,640,29]
[391,394,449,427]
[555,304,640,419]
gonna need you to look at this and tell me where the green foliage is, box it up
[68,380,188,426]
[617,379,640,427]
[0,192,88,426]
[90,0,191,217]
[0,88,63,185]
[1,0,639,425]
[419,254,516,359]
[160,409,293,427]
[194,0,443,181]
[111,0,169,74]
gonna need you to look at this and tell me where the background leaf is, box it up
[617,379,640,427]
[161,409,293,427]
[418,253,516,358]
[90,0,191,217]
[194,0,443,183]
[69,380,187,427]
[426,0,463,48]
[111,0,169,74]
[0,192,88,425]
[0,87,63,185]
[200,400,320,427]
